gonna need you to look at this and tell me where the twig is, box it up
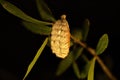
[71,35,117,80]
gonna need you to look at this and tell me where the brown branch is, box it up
[71,35,117,80]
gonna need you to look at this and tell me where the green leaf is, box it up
[74,62,90,79]
[23,37,48,80]
[36,0,56,22]
[22,21,51,35]
[96,34,109,55]
[74,46,84,60]
[70,19,90,58]
[70,19,89,42]
[56,46,83,76]
[1,1,52,25]
[71,19,90,41]
[81,19,90,41]
[70,28,83,48]
[73,55,90,79]
[72,62,81,79]
[70,28,83,58]
[0,0,4,3]
[80,61,90,79]
[71,28,83,41]
[56,51,74,76]
[87,58,96,80]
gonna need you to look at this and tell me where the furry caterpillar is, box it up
[51,15,70,58]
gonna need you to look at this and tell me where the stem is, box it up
[71,35,117,80]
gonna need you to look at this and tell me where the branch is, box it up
[71,35,117,80]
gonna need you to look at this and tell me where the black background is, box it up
[0,0,120,80]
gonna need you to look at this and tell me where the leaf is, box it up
[70,19,90,58]
[80,61,90,79]
[56,46,83,76]
[23,38,48,80]
[71,28,84,58]
[36,0,56,22]
[71,19,90,58]
[74,46,84,60]
[1,1,52,25]
[0,0,4,3]
[22,21,51,35]
[73,55,90,79]
[87,58,96,80]
[71,28,83,41]
[70,28,83,49]
[81,19,90,41]
[71,19,90,41]
[56,51,74,76]
[72,62,81,79]
[96,34,109,55]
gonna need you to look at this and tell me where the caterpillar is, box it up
[51,15,70,58]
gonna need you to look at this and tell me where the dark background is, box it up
[0,0,120,80]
